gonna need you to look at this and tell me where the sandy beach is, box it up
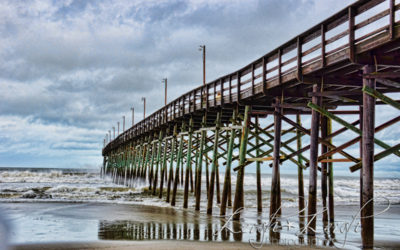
[11,240,329,250]
[1,169,400,249]
[1,201,400,250]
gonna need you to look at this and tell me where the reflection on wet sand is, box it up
[98,212,336,247]
[98,219,243,242]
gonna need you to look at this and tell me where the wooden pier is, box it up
[102,0,400,248]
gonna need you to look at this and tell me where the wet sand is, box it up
[2,202,400,249]
[11,240,330,250]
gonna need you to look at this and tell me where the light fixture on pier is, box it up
[142,97,146,119]
[162,78,167,106]
[198,45,206,86]
[130,107,134,126]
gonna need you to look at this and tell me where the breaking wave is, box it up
[1,168,399,208]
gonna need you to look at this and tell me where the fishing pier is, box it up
[102,0,400,248]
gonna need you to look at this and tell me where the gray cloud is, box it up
[1,0,364,168]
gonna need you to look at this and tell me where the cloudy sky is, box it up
[3,0,397,173]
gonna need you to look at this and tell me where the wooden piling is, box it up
[190,158,194,193]
[159,134,169,198]
[216,163,221,204]
[227,175,232,207]
[361,65,375,249]
[171,123,185,206]
[327,118,335,237]
[166,125,177,203]
[205,154,210,199]
[149,133,157,190]
[139,142,147,180]
[359,104,363,209]
[181,150,184,186]
[270,97,282,221]
[233,105,250,220]
[152,131,164,196]
[142,139,150,179]
[194,140,199,197]
[132,145,141,180]
[183,118,194,208]
[195,115,206,211]
[221,111,237,216]
[137,142,145,180]
[296,114,305,225]
[207,112,221,214]
[321,116,328,224]
[255,116,262,213]
[307,83,321,235]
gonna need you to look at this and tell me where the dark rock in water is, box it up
[21,190,36,198]
[1,189,18,193]
[21,189,52,199]
[38,193,52,199]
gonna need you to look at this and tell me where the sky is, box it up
[1,0,398,176]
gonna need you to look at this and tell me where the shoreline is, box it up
[1,201,400,250]
[9,240,330,250]
[10,240,400,250]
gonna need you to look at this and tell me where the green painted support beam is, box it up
[308,102,400,158]
[363,85,400,110]
[249,130,307,169]
[350,143,400,172]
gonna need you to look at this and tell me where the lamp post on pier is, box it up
[131,107,134,126]
[142,97,146,119]
[122,116,125,132]
[162,78,167,106]
[199,45,206,86]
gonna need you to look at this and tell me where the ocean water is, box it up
[1,168,399,207]
[1,167,400,249]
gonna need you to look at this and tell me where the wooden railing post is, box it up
[348,6,355,62]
